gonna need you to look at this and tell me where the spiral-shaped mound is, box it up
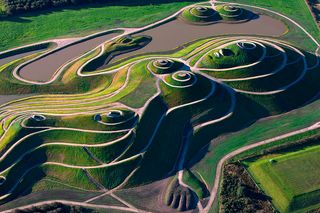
[215,4,248,21]
[180,5,219,23]
[148,58,184,74]
[163,71,197,88]
[31,114,46,122]
[190,6,215,17]
[94,109,137,125]
[198,40,265,69]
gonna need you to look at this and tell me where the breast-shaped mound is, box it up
[147,58,184,74]
[163,71,198,88]
[94,109,138,126]
[180,5,220,24]
[215,4,250,21]
[197,40,265,69]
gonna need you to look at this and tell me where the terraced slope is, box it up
[0,2,319,213]
[0,34,318,211]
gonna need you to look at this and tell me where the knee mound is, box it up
[94,109,138,127]
[163,71,197,88]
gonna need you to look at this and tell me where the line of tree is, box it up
[3,0,97,14]
[2,0,197,15]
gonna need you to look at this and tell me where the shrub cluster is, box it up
[220,163,275,213]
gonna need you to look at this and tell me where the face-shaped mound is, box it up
[148,58,184,74]
[198,40,264,69]
[163,71,197,88]
[196,38,309,94]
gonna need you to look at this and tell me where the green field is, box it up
[245,145,320,212]
[0,1,198,51]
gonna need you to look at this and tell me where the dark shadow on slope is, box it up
[0,148,48,205]
[186,92,271,169]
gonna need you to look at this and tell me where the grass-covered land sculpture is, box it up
[0,34,318,211]
[0,3,319,212]
[180,3,252,24]
[148,58,184,74]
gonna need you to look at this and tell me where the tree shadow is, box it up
[1,0,204,23]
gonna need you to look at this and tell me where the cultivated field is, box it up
[245,144,320,212]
